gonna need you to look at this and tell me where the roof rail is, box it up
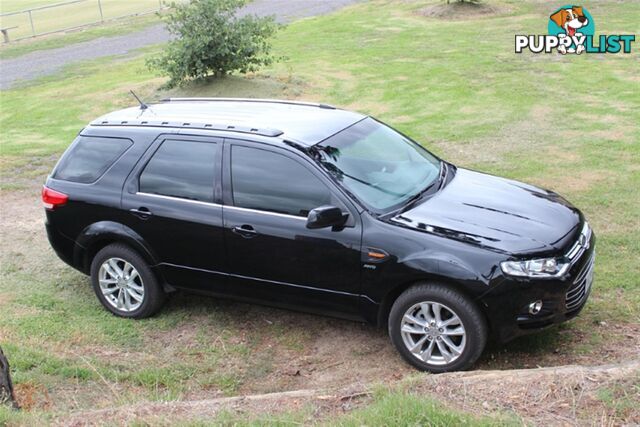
[160,97,336,110]
[90,119,284,137]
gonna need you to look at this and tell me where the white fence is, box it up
[0,0,165,43]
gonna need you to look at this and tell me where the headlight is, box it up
[500,257,570,278]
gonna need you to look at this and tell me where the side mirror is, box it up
[306,206,348,229]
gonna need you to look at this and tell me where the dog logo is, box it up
[515,5,635,55]
[549,6,590,54]
[548,5,593,54]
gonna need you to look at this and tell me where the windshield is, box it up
[315,117,441,213]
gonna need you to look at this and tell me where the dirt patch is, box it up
[419,1,507,20]
[0,190,44,235]
[479,320,640,372]
[251,317,409,393]
[57,361,640,426]
[588,127,635,144]
[439,105,552,166]
[346,94,390,116]
[58,388,322,426]
[14,382,51,411]
[534,169,612,194]
[0,293,13,307]
[392,115,414,123]
[419,361,640,425]
[143,319,203,353]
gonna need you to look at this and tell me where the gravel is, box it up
[0,0,358,90]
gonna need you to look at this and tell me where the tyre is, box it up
[388,283,487,373]
[90,243,166,318]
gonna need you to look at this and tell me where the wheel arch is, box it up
[73,221,159,275]
[376,275,491,330]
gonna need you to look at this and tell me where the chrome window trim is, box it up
[135,192,306,221]
[136,192,221,207]
[223,204,307,221]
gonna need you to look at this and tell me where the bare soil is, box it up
[418,361,640,425]
[58,361,640,426]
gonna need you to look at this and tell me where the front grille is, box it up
[566,222,592,263]
[565,252,595,312]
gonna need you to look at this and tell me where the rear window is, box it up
[53,136,132,183]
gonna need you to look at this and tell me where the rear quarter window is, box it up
[53,136,132,183]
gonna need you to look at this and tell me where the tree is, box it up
[148,0,280,88]
[0,346,18,409]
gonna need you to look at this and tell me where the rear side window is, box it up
[139,139,218,203]
[53,136,132,183]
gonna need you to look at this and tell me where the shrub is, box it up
[148,0,280,88]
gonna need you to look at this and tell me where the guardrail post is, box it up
[97,0,104,22]
[28,10,35,37]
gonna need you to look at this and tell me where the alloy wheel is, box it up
[400,301,466,365]
[98,257,145,312]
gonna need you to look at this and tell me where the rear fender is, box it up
[73,221,159,273]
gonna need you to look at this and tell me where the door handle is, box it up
[130,207,152,220]
[232,225,257,238]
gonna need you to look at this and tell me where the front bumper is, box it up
[480,233,596,343]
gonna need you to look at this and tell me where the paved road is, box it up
[0,0,357,90]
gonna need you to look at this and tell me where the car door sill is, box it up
[160,262,366,299]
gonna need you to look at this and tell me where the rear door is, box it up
[121,134,227,292]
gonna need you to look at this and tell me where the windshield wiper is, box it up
[436,161,448,190]
[400,162,446,213]
[339,170,406,197]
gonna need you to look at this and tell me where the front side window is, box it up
[231,146,333,217]
[315,117,441,213]
[53,136,132,183]
[139,139,217,202]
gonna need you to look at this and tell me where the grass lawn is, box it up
[0,13,162,60]
[0,0,638,425]
[0,0,162,44]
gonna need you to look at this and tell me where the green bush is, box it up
[148,0,280,88]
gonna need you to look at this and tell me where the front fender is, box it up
[401,250,497,294]
[73,221,159,273]
[371,250,503,327]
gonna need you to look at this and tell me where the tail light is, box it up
[42,186,68,210]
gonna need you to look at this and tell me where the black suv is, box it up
[44,98,595,372]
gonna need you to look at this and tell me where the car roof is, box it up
[89,98,366,146]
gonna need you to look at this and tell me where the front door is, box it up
[121,135,226,292]
[222,141,363,316]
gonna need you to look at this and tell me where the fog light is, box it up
[528,300,543,315]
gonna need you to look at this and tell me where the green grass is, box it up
[0,0,62,13]
[331,391,512,426]
[0,388,513,427]
[0,0,162,41]
[211,388,514,426]
[0,14,161,59]
[0,0,639,424]
[597,373,640,420]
